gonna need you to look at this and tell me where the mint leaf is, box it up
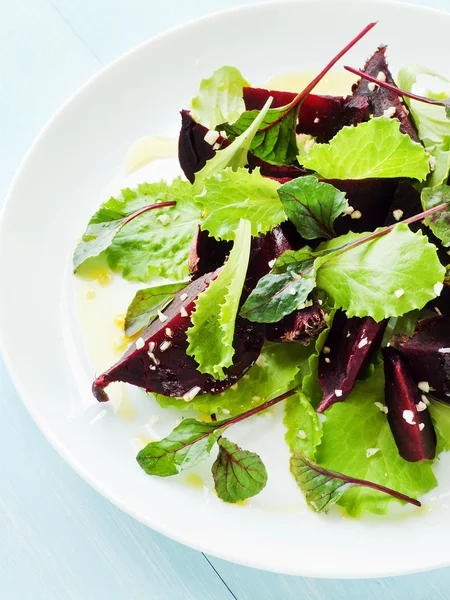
[212,437,268,502]
[190,66,250,129]
[283,392,322,458]
[316,366,436,516]
[136,418,223,476]
[301,117,430,181]
[199,168,285,241]
[422,185,450,247]
[315,224,445,321]
[240,248,316,323]
[222,101,299,166]
[187,219,251,379]
[194,96,273,191]
[154,341,306,416]
[73,181,177,271]
[278,176,348,240]
[124,281,189,336]
[290,452,421,514]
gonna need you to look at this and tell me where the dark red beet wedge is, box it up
[243,87,369,143]
[92,271,265,402]
[266,300,326,344]
[393,316,450,402]
[328,178,399,235]
[178,111,306,183]
[383,347,436,462]
[317,311,388,412]
[346,45,420,142]
[188,227,232,278]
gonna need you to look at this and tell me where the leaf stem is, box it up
[122,200,176,227]
[259,22,378,131]
[344,65,449,109]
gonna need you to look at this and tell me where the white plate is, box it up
[1,0,450,578]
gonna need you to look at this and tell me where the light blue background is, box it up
[2,1,450,598]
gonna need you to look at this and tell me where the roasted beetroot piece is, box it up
[347,45,420,142]
[329,178,399,235]
[243,87,369,143]
[188,227,232,277]
[266,300,326,344]
[317,311,388,412]
[92,272,264,402]
[245,222,303,292]
[178,111,306,183]
[393,316,450,402]
[383,347,436,462]
[385,180,422,231]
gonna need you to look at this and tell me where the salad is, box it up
[74,21,450,517]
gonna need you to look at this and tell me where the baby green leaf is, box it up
[430,399,450,454]
[290,452,421,514]
[301,117,430,181]
[278,176,348,240]
[316,366,436,517]
[283,392,322,458]
[194,96,273,191]
[199,168,285,241]
[212,437,268,503]
[222,101,299,166]
[136,419,224,476]
[124,280,189,336]
[187,219,251,379]
[240,248,316,323]
[190,66,250,129]
[73,181,178,272]
[421,185,450,247]
[315,224,445,321]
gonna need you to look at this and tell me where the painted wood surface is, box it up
[1,1,450,598]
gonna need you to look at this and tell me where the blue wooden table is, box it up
[2,1,450,598]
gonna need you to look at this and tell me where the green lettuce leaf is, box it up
[240,248,316,323]
[398,65,450,185]
[283,392,322,458]
[301,311,335,408]
[199,168,285,241]
[316,366,437,517]
[421,185,450,247]
[190,66,250,129]
[301,117,430,181]
[194,96,273,191]
[154,341,306,416]
[290,452,421,515]
[222,100,299,166]
[315,224,445,321]
[430,400,450,454]
[278,176,348,240]
[136,418,223,476]
[104,179,202,282]
[212,437,268,502]
[186,219,251,379]
[124,280,189,336]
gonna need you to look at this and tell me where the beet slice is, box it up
[347,45,420,142]
[265,300,326,344]
[317,311,388,412]
[243,87,370,143]
[178,111,306,183]
[188,227,232,277]
[383,347,436,462]
[92,272,264,402]
[393,316,450,402]
[329,178,399,235]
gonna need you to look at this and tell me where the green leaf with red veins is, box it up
[278,176,348,240]
[212,437,268,503]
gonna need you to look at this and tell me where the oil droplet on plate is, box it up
[124,136,178,174]
[185,474,205,488]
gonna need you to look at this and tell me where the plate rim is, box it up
[1,0,450,579]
